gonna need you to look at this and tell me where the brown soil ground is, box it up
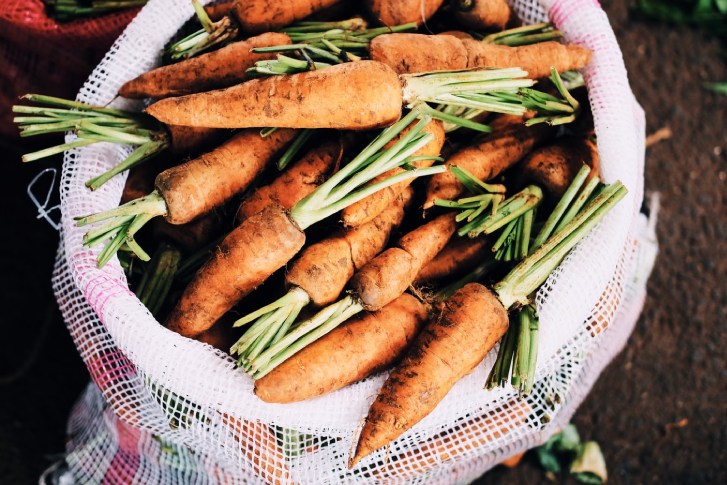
[0,0,725,483]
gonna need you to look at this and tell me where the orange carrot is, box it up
[451,0,512,31]
[413,236,490,284]
[366,398,531,478]
[205,1,234,21]
[164,124,227,155]
[76,129,295,268]
[423,120,555,208]
[229,189,412,375]
[219,415,292,485]
[370,33,592,77]
[231,0,345,34]
[166,204,306,338]
[515,136,600,199]
[369,33,469,74]
[151,212,224,253]
[349,213,457,311]
[154,129,295,224]
[162,111,442,338]
[145,61,402,130]
[342,119,444,227]
[254,293,428,403]
[364,0,445,26]
[119,33,292,99]
[350,282,509,467]
[235,135,345,223]
[462,39,592,79]
[286,188,412,306]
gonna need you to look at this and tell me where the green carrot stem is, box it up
[425,107,491,133]
[22,138,97,163]
[519,209,534,260]
[252,298,364,379]
[76,190,167,226]
[298,164,443,228]
[524,306,539,395]
[494,182,628,309]
[459,185,543,237]
[492,218,517,254]
[277,129,314,170]
[282,18,368,34]
[233,287,310,328]
[85,139,168,191]
[531,164,590,250]
[248,296,361,375]
[191,0,212,32]
[450,165,507,195]
[19,94,133,117]
[97,228,128,268]
[516,308,531,387]
[83,215,136,246]
[553,177,601,234]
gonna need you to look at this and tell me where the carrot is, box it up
[230,188,412,370]
[451,0,512,31]
[231,0,345,35]
[119,32,292,99]
[364,0,445,26]
[160,111,444,338]
[76,129,295,267]
[350,178,629,466]
[350,283,509,467]
[151,212,224,253]
[235,134,345,223]
[219,415,292,485]
[286,188,412,306]
[413,236,490,284]
[145,61,543,130]
[166,203,307,338]
[164,124,226,155]
[240,211,458,379]
[370,34,592,77]
[205,0,234,21]
[146,61,402,130]
[515,137,600,199]
[351,213,458,310]
[501,451,526,468]
[366,399,531,479]
[254,293,428,403]
[342,119,444,227]
[462,39,592,79]
[424,120,555,208]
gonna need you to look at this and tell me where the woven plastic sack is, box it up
[53,0,653,482]
[0,1,139,138]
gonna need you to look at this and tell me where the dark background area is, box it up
[1,0,725,483]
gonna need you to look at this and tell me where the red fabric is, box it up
[0,1,140,138]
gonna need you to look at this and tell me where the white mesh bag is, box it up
[53,0,654,483]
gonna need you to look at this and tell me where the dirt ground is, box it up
[0,0,725,483]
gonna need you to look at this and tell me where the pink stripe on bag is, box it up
[550,0,601,26]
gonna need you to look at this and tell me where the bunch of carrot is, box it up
[17,0,632,477]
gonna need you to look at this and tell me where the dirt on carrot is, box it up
[119,32,292,99]
[254,292,428,403]
[350,282,509,467]
[165,203,306,338]
[145,61,403,130]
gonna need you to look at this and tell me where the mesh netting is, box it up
[53,0,652,482]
